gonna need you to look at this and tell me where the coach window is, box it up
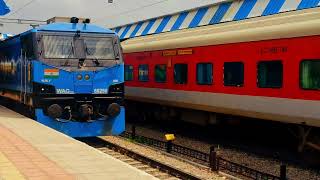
[124,65,134,81]
[258,61,283,88]
[155,64,167,83]
[138,64,149,81]
[300,60,320,90]
[174,64,188,84]
[197,63,213,85]
[224,62,244,87]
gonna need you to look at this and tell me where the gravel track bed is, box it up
[126,124,320,180]
[101,136,225,180]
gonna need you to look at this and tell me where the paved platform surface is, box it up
[0,106,157,180]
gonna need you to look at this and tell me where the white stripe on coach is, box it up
[179,10,197,29]
[199,5,219,26]
[248,0,270,18]
[163,14,179,32]
[148,17,163,34]
[280,0,302,12]
[136,21,149,36]
[221,0,244,22]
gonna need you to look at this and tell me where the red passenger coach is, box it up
[122,8,320,133]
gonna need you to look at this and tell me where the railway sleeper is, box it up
[135,164,150,169]
[128,161,142,166]
[145,168,159,173]
[121,158,135,162]
[153,172,171,177]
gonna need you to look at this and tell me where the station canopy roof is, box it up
[112,0,320,40]
[0,0,10,15]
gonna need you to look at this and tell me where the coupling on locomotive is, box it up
[0,17,125,137]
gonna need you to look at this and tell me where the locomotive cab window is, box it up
[155,64,167,83]
[224,62,244,87]
[124,65,134,81]
[138,64,149,81]
[258,61,283,88]
[300,60,320,90]
[174,64,188,84]
[197,63,213,85]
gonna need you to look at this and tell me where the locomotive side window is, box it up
[21,34,36,59]
[197,63,213,85]
[300,60,320,90]
[224,62,244,87]
[257,61,283,88]
[155,64,167,83]
[138,64,149,82]
[124,65,134,81]
[174,64,188,84]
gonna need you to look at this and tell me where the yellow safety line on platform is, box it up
[0,152,25,180]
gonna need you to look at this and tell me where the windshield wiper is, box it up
[84,42,101,67]
[63,41,74,66]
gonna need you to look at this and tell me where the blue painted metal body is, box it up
[32,61,124,94]
[35,107,125,137]
[0,22,125,137]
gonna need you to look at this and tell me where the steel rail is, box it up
[83,137,201,180]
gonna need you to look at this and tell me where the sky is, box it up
[1,0,227,34]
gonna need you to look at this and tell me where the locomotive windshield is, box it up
[43,36,75,59]
[42,35,115,60]
[40,33,120,70]
[84,37,115,60]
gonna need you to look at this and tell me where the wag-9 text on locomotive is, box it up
[0,17,125,137]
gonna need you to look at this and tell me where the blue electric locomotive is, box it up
[0,18,125,137]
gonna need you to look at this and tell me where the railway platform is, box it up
[0,106,156,180]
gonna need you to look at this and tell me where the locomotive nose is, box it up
[107,103,121,117]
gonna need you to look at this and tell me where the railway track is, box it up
[81,137,201,180]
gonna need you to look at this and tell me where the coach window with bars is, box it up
[174,64,188,84]
[258,61,283,88]
[300,60,320,90]
[197,63,213,85]
[155,64,167,83]
[138,64,149,81]
[224,62,244,87]
[124,65,134,81]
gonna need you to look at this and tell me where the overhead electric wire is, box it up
[0,17,46,26]
[0,21,41,25]
[0,17,45,22]
[9,0,37,16]
[95,0,170,23]
[0,20,45,25]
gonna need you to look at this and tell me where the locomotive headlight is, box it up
[77,74,83,80]
[84,74,90,80]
